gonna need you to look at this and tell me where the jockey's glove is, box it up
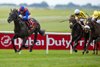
[19,15,23,18]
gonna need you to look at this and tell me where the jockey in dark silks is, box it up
[18,6,33,30]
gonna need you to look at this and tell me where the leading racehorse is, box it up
[7,9,45,52]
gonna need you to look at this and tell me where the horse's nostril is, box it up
[7,19,11,23]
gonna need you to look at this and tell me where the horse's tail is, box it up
[39,29,45,36]
[31,18,45,36]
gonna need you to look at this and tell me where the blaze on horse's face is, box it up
[7,9,18,23]
[84,17,93,33]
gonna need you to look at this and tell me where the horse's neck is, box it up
[14,20,20,31]
[89,23,100,37]
[94,23,100,34]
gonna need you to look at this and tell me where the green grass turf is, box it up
[0,7,94,32]
[0,50,100,67]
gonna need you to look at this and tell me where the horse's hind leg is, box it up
[12,35,18,53]
[29,32,38,52]
[95,43,98,55]
[96,43,99,55]
[95,37,100,55]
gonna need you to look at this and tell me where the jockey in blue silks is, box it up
[18,6,30,21]
[18,6,32,30]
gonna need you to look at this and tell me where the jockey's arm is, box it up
[22,11,29,20]
[18,11,23,18]
[80,11,87,19]
[82,14,87,20]
[18,11,20,15]
[80,12,88,25]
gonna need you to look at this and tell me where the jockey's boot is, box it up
[24,21,31,29]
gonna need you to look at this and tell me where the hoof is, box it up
[74,50,77,52]
[29,49,32,52]
[73,49,77,52]
[92,52,95,54]
[82,51,84,55]
[15,51,17,53]
[15,50,18,53]
[23,45,28,49]
[86,51,89,54]
[96,52,98,55]
[17,50,20,52]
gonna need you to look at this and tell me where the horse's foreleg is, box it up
[12,35,18,53]
[84,39,92,54]
[93,40,96,54]
[69,39,74,48]
[18,37,27,52]
[70,29,78,49]
[69,35,78,48]
[29,32,38,52]
[82,37,88,55]
[73,34,82,52]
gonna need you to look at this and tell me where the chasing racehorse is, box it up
[83,17,100,55]
[68,15,89,53]
[7,9,45,52]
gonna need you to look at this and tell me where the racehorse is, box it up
[83,17,100,55]
[7,9,45,52]
[68,15,89,53]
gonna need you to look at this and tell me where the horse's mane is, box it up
[70,14,75,18]
[11,9,18,14]
[69,14,77,24]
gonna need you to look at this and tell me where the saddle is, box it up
[25,19,36,30]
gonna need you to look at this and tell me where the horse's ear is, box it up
[10,9,13,12]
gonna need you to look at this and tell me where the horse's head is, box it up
[86,17,92,24]
[7,9,18,23]
[84,25,91,33]
[84,17,94,33]
[86,17,95,29]
[68,15,77,29]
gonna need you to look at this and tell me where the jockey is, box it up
[92,10,100,24]
[18,6,32,29]
[74,9,87,25]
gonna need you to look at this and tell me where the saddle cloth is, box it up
[25,19,36,30]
